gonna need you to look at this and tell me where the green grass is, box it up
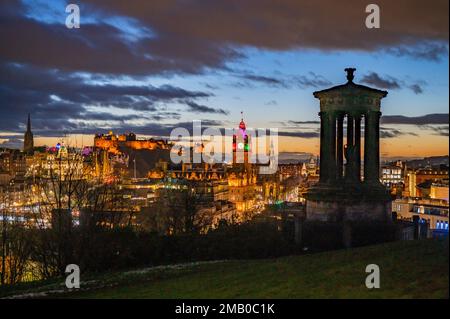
[3,239,448,299]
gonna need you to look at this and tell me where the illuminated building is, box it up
[0,171,12,185]
[430,183,449,201]
[381,164,403,187]
[404,167,449,198]
[139,178,237,234]
[306,156,319,176]
[279,163,302,180]
[0,150,27,181]
[258,172,281,204]
[380,162,405,197]
[228,114,258,215]
[393,198,449,231]
[24,143,93,181]
[232,112,250,167]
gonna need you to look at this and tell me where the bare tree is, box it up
[143,181,213,235]
[0,188,34,285]
[28,147,93,277]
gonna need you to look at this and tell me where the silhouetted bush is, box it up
[17,218,400,279]
[59,220,297,274]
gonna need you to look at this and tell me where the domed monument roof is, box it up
[313,68,388,113]
[313,68,388,98]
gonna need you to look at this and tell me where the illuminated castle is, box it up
[94,131,172,179]
[94,131,171,154]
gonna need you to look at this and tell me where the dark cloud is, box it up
[380,127,418,139]
[234,72,331,89]
[430,126,449,137]
[1,0,448,77]
[0,1,241,76]
[185,101,229,115]
[419,125,449,137]
[380,128,403,139]
[361,72,401,90]
[239,74,288,88]
[408,84,424,94]
[83,0,449,63]
[288,120,321,125]
[293,73,332,89]
[385,42,449,61]
[380,127,412,138]
[361,72,426,94]
[278,131,320,138]
[0,63,213,134]
[381,114,449,125]
[200,83,220,90]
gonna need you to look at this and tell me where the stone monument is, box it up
[305,68,391,222]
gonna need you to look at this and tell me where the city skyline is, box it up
[0,0,448,301]
[0,0,448,158]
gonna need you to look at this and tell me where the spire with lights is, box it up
[232,111,250,165]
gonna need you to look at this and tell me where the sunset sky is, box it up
[0,0,448,159]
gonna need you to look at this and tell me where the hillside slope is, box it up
[63,238,448,299]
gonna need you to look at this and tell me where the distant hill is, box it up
[404,155,449,169]
[278,152,315,164]
[382,155,449,169]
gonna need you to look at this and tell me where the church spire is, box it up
[24,113,34,154]
[27,113,31,132]
[239,111,246,130]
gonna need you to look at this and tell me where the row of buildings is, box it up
[0,115,319,233]
[380,160,449,231]
[2,114,447,233]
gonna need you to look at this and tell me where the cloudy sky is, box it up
[0,0,448,158]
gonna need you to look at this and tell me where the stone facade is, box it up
[306,198,391,222]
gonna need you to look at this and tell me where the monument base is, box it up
[305,182,392,222]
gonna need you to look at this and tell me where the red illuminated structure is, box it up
[232,112,250,165]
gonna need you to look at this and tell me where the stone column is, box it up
[319,111,336,184]
[336,112,344,180]
[344,114,354,180]
[354,114,362,181]
[319,112,327,183]
[364,111,381,183]
[329,111,337,183]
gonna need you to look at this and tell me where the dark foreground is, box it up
[2,238,448,299]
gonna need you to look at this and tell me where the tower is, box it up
[305,68,391,222]
[232,112,250,166]
[23,113,34,154]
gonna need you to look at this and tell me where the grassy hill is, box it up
[3,238,448,299]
